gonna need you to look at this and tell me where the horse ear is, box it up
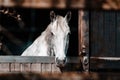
[65,11,71,22]
[50,11,56,21]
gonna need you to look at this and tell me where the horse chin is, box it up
[55,56,67,67]
[56,63,65,68]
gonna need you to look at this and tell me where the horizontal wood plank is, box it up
[0,0,120,10]
[0,56,80,63]
[90,57,120,70]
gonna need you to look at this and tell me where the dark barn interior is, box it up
[0,8,78,56]
[1,0,120,79]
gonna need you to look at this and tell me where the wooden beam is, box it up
[78,10,89,71]
[0,56,81,63]
[0,0,120,10]
[90,57,120,70]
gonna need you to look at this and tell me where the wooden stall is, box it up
[90,11,120,71]
[79,10,120,72]
[0,0,120,76]
[0,56,81,73]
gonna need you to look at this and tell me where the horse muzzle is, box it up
[55,57,67,67]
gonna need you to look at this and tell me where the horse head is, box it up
[49,11,71,67]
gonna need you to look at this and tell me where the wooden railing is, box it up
[0,56,120,73]
[0,56,81,73]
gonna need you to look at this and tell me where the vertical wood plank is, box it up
[117,11,120,55]
[52,64,61,73]
[78,10,82,54]
[104,11,116,57]
[79,10,89,71]
[41,63,46,73]
[91,11,104,56]
[20,63,24,72]
[20,63,31,72]
[10,63,15,72]
[41,63,52,73]
[14,63,21,72]
[79,10,89,52]
[45,64,52,73]
[0,63,9,72]
[31,63,41,72]
[23,63,31,72]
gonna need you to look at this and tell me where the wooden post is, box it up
[78,10,89,72]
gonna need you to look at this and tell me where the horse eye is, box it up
[51,32,54,36]
[68,32,71,35]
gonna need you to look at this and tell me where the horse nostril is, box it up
[63,58,66,64]
[55,57,67,67]
[56,58,62,65]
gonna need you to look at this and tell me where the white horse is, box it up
[21,11,71,67]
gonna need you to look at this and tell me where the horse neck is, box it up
[44,26,54,56]
[36,25,53,56]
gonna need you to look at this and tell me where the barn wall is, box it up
[90,11,120,57]
[90,11,120,70]
[90,11,116,57]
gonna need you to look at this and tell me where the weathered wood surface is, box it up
[0,56,80,73]
[0,72,99,80]
[0,56,80,63]
[0,0,120,10]
[90,11,120,70]
[78,10,89,53]
[90,57,120,70]
[78,10,89,71]
[90,11,120,57]
[0,56,120,72]
[90,11,117,57]
[0,72,120,80]
[0,63,61,73]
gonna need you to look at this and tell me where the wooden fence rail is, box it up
[0,56,80,63]
[0,56,81,73]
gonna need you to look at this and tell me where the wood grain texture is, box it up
[1,0,120,10]
[0,63,9,72]
[14,63,21,72]
[0,56,80,63]
[0,56,81,73]
[52,64,61,73]
[45,64,52,73]
[0,56,55,63]
[31,63,41,72]
[10,63,15,72]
